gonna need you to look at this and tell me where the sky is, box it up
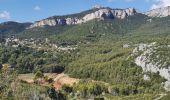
[0,0,170,23]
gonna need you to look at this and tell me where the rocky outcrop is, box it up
[146,6,170,17]
[133,42,170,91]
[78,8,136,23]
[29,19,57,28]
[29,7,136,28]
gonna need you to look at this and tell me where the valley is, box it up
[1,5,170,100]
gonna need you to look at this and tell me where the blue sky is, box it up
[0,0,169,23]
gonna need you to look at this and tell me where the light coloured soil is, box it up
[53,73,79,90]
[18,73,34,83]
[18,73,79,90]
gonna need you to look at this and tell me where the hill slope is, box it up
[0,21,31,36]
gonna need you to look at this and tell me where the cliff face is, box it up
[29,7,136,28]
[29,19,57,28]
[76,7,136,23]
[146,6,170,17]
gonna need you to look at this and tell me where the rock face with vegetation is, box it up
[133,42,170,90]
[29,7,137,28]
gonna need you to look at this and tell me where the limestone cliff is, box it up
[146,6,170,17]
[29,19,57,28]
[29,7,136,28]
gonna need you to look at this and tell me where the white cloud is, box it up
[0,11,10,20]
[34,6,41,11]
[151,0,170,9]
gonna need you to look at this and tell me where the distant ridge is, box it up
[146,6,170,17]
[29,7,137,28]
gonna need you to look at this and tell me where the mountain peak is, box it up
[146,6,170,17]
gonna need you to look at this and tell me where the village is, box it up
[4,36,77,52]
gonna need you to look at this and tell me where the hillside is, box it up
[0,21,31,36]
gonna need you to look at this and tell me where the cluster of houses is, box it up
[4,37,77,52]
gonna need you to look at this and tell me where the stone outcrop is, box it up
[133,42,170,91]
[29,7,136,28]
[146,6,170,17]
[29,19,57,28]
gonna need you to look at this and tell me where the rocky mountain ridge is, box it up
[146,6,170,17]
[29,7,136,28]
[2,6,170,30]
